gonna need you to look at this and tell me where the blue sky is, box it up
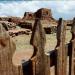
[0,1,75,20]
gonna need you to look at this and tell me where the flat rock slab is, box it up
[12,47,33,66]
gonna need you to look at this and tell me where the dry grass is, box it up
[12,34,33,51]
[12,29,71,53]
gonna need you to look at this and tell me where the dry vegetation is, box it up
[12,26,71,53]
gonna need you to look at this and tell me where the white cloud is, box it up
[55,1,75,14]
[0,1,75,19]
[0,1,42,17]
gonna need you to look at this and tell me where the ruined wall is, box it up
[23,12,35,20]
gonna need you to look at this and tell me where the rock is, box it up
[22,12,35,20]
[0,21,16,30]
[8,17,22,24]
[35,8,56,24]
[0,17,22,24]
[8,28,32,36]
[35,8,52,19]
[18,21,32,30]
[0,17,9,21]
[22,8,57,23]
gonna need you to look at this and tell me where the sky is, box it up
[0,1,75,20]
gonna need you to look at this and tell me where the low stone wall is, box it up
[44,26,57,34]
[18,22,32,30]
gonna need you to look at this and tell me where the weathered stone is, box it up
[0,21,16,30]
[8,29,32,36]
[23,12,35,20]
[0,17,22,24]
[18,21,32,30]
[35,8,52,20]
